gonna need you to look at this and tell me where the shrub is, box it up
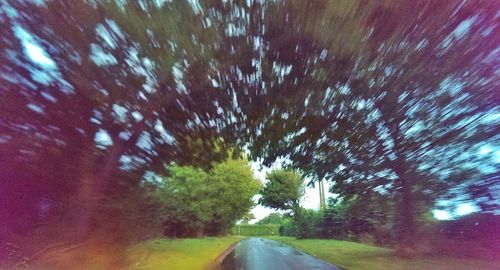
[230,224,280,236]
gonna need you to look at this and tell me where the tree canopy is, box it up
[156,158,260,237]
[0,0,498,256]
[243,0,500,246]
[259,169,305,213]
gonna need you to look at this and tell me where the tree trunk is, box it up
[394,161,417,256]
[399,177,416,247]
[75,142,124,239]
[318,178,326,210]
[74,121,145,239]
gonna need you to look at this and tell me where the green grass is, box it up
[267,236,499,270]
[125,236,243,270]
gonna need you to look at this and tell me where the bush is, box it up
[279,216,296,236]
[295,208,322,239]
[230,224,280,236]
[318,207,348,239]
[156,160,261,237]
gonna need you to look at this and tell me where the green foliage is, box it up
[254,213,297,237]
[205,159,262,235]
[155,158,261,237]
[259,169,305,211]
[230,224,280,236]
[241,213,256,224]
[295,208,323,239]
[275,198,395,244]
[327,196,395,245]
[258,169,307,239]
[279,216,296,237]
[256,213,283,225]
[155,166,212,236]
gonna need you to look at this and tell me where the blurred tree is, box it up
[157,158,260,237]
[0,0,245,242]
[467,172,500,213]
[246,0,500,250]
[0,0,498,259]
[293,208,322,239]
[320,196,394,244]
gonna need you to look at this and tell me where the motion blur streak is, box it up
[0,1,498,269]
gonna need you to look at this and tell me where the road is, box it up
[220,237,342,270]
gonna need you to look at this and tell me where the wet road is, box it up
[220,238,342,270]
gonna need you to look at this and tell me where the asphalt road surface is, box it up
[220,237,342,270]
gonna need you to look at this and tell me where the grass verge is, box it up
[125,236,243,270]
[267,236,499,270]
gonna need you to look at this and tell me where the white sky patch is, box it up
[433,202,480,220]
[131,111,144,122]
[112,104,128,122]
[455,203,479,216]
[484,112,500,122]
[27,103,44,113]
[95,129,113,148]
[433,209,452,220]
[14,26,56,68]
[494,151,500,163]
[24,42,55,66]
[153,0,172,8]
[479,145,493,155]
[155,120,175,144]
[478,144,500,164]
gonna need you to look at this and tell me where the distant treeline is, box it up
[230,224,280,236]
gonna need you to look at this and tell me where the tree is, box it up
[245,0,499,250]
[241,213,256,224]
[156,158,260,237]
[467,172,500,213]
[259,169,305,237]
[155,165,212,237]
[259,169,305,213]
[204,159,262,235]
[0,0,246,242]
[319,196,394,244]
[257,213,283,225]
[1,0,498,259]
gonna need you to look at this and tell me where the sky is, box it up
[432,203,482,220]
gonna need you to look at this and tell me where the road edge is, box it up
[205,238,242,270]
